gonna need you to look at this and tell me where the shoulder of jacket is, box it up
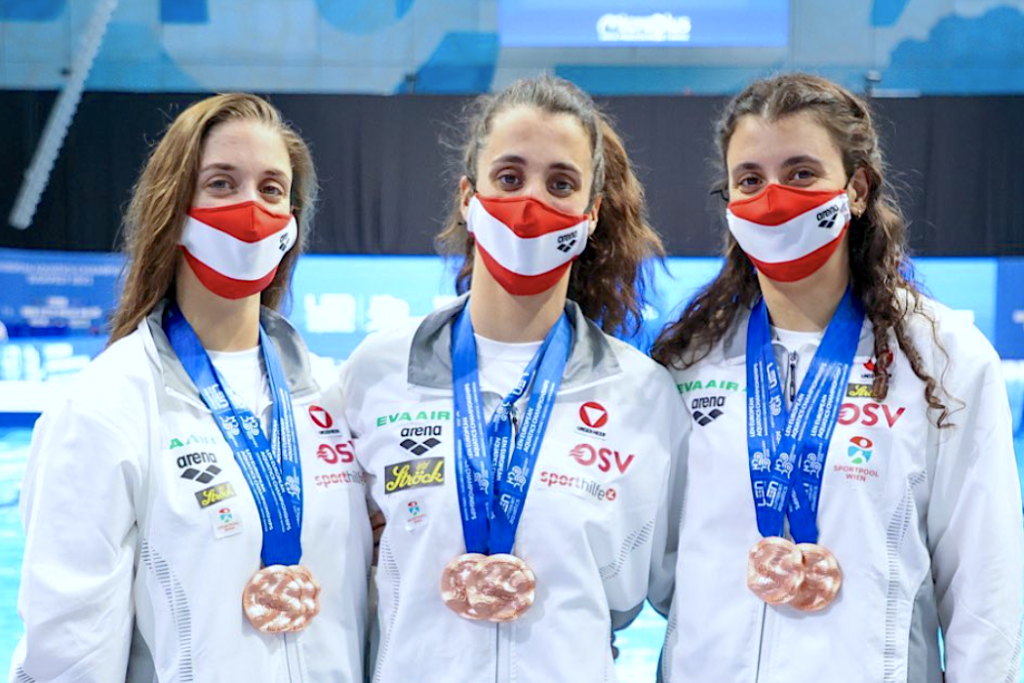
[661,336,733,386]
[44,329,157,436]
[602,336,681,396]
[899,290,1000,370]
[344,319,421,384]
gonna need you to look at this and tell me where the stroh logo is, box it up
[309,405,334,430]
[579,402,609,429]
[837,402,905,428]
[569,443,634,474]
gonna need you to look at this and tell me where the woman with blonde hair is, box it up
[11,93,371,682]
[337,75,682,682]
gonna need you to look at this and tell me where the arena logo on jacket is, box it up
[168,432,238,509]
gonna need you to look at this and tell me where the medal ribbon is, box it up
[451,304,572,555]
[164,303,304,566]
[745,289,864,543]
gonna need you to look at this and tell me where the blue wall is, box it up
[2,0,1024,94]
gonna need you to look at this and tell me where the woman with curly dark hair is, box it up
[649,73,1023,682]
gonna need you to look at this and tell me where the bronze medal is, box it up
[746,537,805,605]
[789,543,842,612]
[441,553,536,622]
[242,564,321,633]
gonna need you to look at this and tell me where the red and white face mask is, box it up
[467,194,590,296]
[179,200,297,300]
[726,184,851,283]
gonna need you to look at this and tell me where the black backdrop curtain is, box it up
[2,90,1022,255]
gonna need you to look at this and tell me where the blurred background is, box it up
[1,0,1023,679]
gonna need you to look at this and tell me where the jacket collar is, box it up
[407,293,622,391]
[721,302,876,364]
[144,299,318,404]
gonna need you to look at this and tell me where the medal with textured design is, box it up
[242,565,321,633]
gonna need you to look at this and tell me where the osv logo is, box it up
[317,441,354,465]
[569,443,634,474]
[837,402,905,428]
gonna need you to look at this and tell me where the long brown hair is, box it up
[436,75,664,336]
[108,93,318,343]
[651,73,952,425]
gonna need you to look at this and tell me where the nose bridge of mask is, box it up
[728,184,844,226]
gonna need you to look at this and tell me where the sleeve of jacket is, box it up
[928,335,1024,682]
[647,373,690,619]
[9,397,142,683]
[607,365,682,632]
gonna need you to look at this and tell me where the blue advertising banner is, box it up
[0,249,1021,374]
[996,258,1024,360]
[499,0,789,47]
[0,248,122,338]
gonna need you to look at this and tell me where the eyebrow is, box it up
[199,163,290,179]
[730,155,826,175]
[490,154,582,175]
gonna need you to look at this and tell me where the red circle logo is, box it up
[579,402,608,429]
[308,405,333,429]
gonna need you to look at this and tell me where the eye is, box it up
[261,183,285,197]
[736,175,763,193]
[496,171,522,189]
[548,176,576,196]
[790,168,818,183]
[207,177,234,191]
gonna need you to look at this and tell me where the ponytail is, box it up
[567,116,664,336]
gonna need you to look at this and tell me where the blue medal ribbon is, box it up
[745,289,864,543]
[451,305,572,555]
[164,303,304,567]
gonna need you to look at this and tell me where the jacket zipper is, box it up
[495,623,503,683]
[787,350,798,407]
[755,346,794,682]
[753,604,768,682]
[283,632,299,681]
[497,405,518,683]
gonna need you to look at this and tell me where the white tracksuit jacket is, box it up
[655,294,1024,683]
[335,295,683,683]
[10,301,372,683]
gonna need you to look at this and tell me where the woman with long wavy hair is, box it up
[649,73,1023,682]
[336,75,682,682]
[11,93,371,682]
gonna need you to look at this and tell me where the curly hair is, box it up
[436,75,664,337]
[650,73,953,426]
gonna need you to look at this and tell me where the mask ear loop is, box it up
[843,171,865,219]
[458,179,478,228]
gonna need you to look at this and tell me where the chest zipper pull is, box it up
[510,406,520,441]
[788,351,799,406]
